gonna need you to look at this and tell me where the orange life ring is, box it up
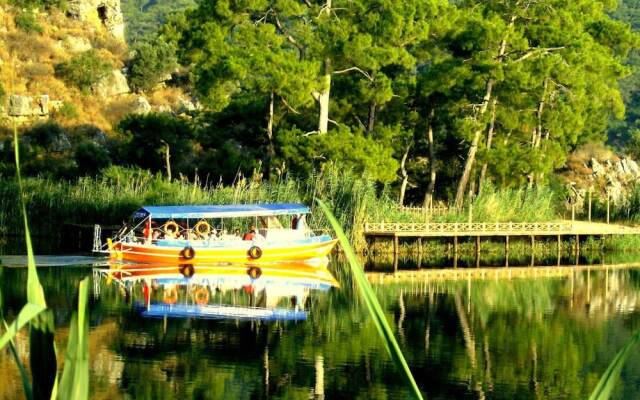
[180,246,196,260]
[247,266,262,279]
[193,288,210,305]
[194,220,211,237]
[179,264,195,278]
[164,221,180,238]
[163,287,178,304]
[248,246,262,259]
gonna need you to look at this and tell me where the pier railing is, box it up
[364,221,574,235]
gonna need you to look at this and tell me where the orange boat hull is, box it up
[110,239,338,264]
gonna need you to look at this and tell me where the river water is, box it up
[1,253,640,399]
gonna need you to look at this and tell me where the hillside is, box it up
[0,0,187,132]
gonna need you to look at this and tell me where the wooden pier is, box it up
[364,220,640,271]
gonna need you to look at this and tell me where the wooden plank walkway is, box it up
[364,220,640,237]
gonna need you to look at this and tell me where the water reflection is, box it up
[93,261,339,322]
[2,258,640,398]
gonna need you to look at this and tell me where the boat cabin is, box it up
[125,203,312,245]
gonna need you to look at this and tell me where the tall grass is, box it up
[0,167,563,252]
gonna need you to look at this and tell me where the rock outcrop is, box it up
[132,96,151,114]
[92,69,130,97]
[66,0,125,41]
[563,145,640,209]
[8,95,50,117]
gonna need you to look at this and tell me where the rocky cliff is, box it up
[67,0,125,42]
[0,1,187,131]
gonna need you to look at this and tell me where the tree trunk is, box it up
[367,101,376,133]
[317,61,331,134]
[161,140,171,181]
[529,78,549,186]
[455,15,516,208]
[398,143,411,205]
[454,80,493,208]
[424,110,436,208]
[264,92,276,179]
[478,99,497,192]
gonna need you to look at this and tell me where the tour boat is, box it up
[96,203,338,264]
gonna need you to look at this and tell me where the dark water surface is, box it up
[2,255,640,399]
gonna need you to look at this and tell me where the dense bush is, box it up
[54,50,112,92]
[117,112,195,176]
[14,9,43,33]
[126,39,177,92]
[74,142,111,175]
[0,82,5,105]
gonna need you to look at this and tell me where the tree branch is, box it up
[511,46,565,63]
[280,97,301,114]
[332,66,373,81]
[273,13,305,56]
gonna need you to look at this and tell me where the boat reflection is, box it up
[93,260,339,322]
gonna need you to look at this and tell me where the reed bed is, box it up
[0,167,564,251]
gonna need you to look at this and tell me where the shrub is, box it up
[0,82,5,105]
[56,102,78,119]
[54,50,112,92]
[126,39,177,93]
[74,142,111,175]
[14,9,43,33]
[23,120,70,151]
[117,112,194,175]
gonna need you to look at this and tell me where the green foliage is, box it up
[56,102,78,119]
[117,112,194,176]
[0,82,5,104]
[14,9,42,33]
[54,50,112,92]
[277,127,399,183]
[127,39,177,92]
[316,198,423,399]
[120,0,195,43]
[74,142,111,175]
[10,0,66,9]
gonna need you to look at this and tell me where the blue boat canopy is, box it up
[133,203,310,219]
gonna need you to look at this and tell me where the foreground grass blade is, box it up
[0,303,47,349]
[588,330,640,400]
[315,198,423,400]
[30,311,57,399]
[58,277,90,400]
[1,272,33,400]
[14,123,46,307]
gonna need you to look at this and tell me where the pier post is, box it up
[417,237,423,256]
[475,236,480,268]
[557,235,561,266]
[505,236,509,267]
[575,234,580,263]
[393,234,399,273]
[453,236,458,268]
[453,236,458,256]
[530,235,536,266]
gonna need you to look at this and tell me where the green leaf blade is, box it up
[315,198,424,400]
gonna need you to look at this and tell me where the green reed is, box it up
[316,198,423,399]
